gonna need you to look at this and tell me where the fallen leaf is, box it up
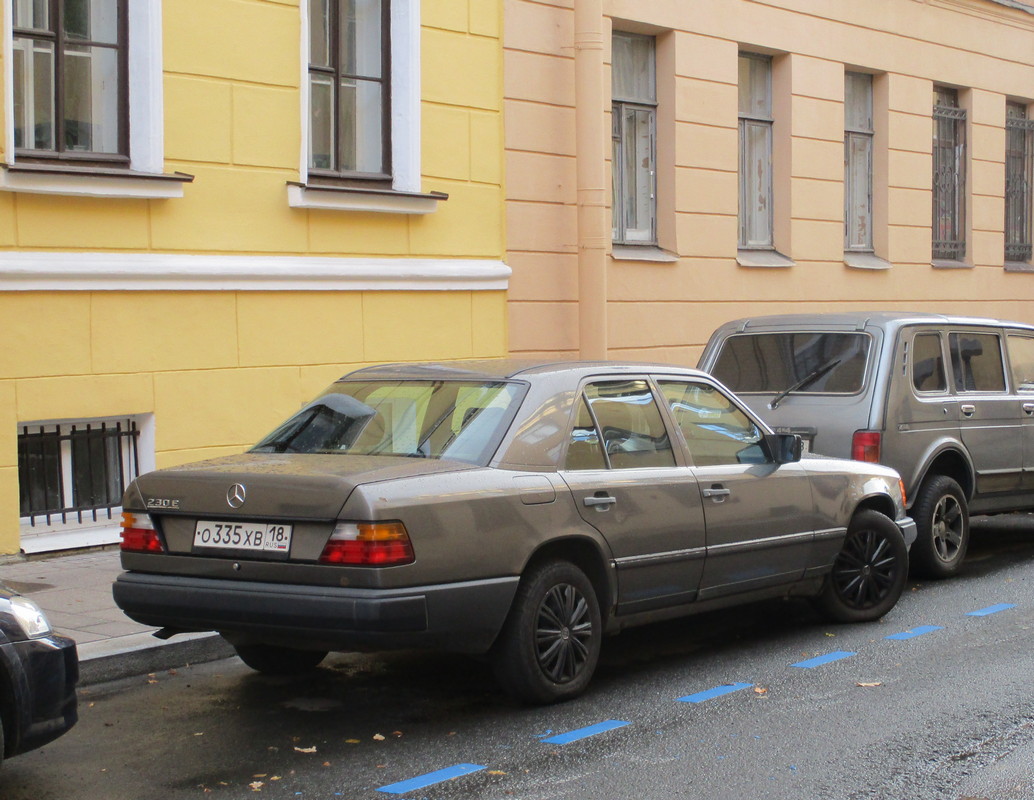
[392,731,403,737]
[373,733,386,741]
[753,686,768,695]
[252,774,267,779]
[249,781,264,792]
[294,746,318,754]
[488,770,508,776]
[345,739,360,744]
[824,632,836,637]
[193,732,205,737]
[856,681,883,687]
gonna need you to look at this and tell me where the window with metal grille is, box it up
[18,417,139,527]
[12,0,128,163]
[845,72,874,252]
[738,54,773,249]
[308,0,391,182]
[611,32,656,245]
[1006,102,1034,264]
[932,87,967,262]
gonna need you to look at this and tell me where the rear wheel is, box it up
[814,508,908,623]
[909,474,969,579]
[492,560,601,705]
[233,644,327,675]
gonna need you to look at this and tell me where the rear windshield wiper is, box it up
[769,358,841,409]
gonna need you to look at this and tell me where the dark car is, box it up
[0,583,78,765]
[114,360,915,704]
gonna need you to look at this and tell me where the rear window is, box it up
[251,380,526,465]
[711,332,870,394]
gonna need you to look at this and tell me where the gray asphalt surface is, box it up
[1,515,1032,800]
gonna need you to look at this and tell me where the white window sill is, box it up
[0,163,192,199]
[932,259,972,269]
[737,248,795,268]
[1005,260,1034,273]
[20,523,122,554]
[612,244,679,263]
[844,251,892,270]
[287,182,447,214]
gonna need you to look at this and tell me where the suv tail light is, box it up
[852,430,882,462]
[120,512,165,553]
[320,522,415,566]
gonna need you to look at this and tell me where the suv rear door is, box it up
[1005,330,1034,494]
[948,328,1023,497]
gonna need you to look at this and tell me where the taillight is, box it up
[319,522,415,566]
[120,512,165,553]
[899,479,908,508]
[852,430,881,462]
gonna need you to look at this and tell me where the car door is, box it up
[948,329,1024,496]
[559,378,706,615]
[1005,331,1034,493]
[655,379,818,601]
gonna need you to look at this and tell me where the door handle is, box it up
[702,486,731,502]
[583,494,617,509]
[960,404,975,417]
[1023,403,1034,416]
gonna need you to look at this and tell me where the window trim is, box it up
[293,0,434,214]
[1,1,185,198]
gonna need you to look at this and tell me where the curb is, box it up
[77,630,235,686]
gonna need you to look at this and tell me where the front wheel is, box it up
[909,475,969,579]
[492,560,602,705]
[233,643,327,675]
[813,508,908,623]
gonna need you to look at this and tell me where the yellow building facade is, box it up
[0,0,507,555]
[504,0,1034,363]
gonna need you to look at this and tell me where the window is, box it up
[711,332,870,395]
[308,0,390,181]
[738,54,773,249]
[12,0,127,163]
[18,417,140,529]
[912,332,947,393]
[932,87,967,262]
[566,381,675,470]
[949,333,1004,393]
[611,33,656,245]
[1005,102,1034,264]
[1006,334,1034,392]
[845,72,874,252]
[657,381,766,467]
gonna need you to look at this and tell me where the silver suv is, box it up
[699,312,1034,578]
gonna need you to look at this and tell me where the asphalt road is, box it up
[3,516,1034,800]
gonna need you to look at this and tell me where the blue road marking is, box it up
[885,625,944,640]
[678,682,754,703]
[967,603,1016,617]
[541,720,630,745]
[791,651,856,669]
[377,764,486,795]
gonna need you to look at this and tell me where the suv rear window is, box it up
[711,332,870,394]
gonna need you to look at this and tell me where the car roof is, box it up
[716,311,1034,335]
[337,359,709,382]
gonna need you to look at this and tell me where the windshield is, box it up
[711,332,870,394]
[252,380,526,465]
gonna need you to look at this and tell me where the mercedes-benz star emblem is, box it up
[226,483,247,509]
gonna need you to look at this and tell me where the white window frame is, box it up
[611,31,657,246]
[291,0,437,214]
[18,413,155,553]
[738,53,774,250]
[0,1,179,199]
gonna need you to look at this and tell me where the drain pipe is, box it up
[574,0,608,360]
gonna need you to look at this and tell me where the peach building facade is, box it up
[504,0,1034,364]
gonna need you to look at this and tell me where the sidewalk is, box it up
[0,546,232,684]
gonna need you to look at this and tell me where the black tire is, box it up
[814,508,908,623]
[909,474,969,579]
[492,560,602,705]
[233,644,327,675]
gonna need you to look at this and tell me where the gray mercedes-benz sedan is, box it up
[114,360,916,704]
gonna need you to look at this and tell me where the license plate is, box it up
[193,520,292,553]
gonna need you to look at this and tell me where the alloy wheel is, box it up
[535,583,593,683]
[831,528,898,609]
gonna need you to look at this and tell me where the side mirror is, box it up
[766,433,803,464]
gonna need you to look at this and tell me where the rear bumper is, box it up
[897,516,918,548]
[113,572,519,654]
